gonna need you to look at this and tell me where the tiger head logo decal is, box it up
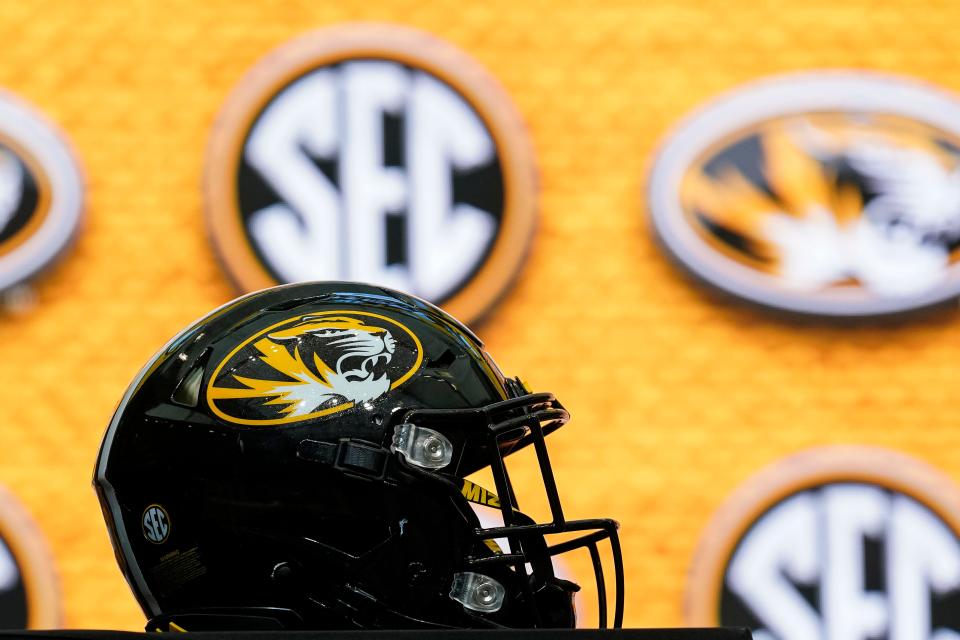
[648,73,960,316]
[207,311,423,425]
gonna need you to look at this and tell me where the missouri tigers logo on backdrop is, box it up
[0,90,83,302]
[686,447,960,640]
[648,72,960,316]
[207,310,423,425]
[204,24,537,325]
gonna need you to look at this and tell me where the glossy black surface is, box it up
[94,282,623,630]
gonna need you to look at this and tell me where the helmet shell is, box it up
[95,282,519,628]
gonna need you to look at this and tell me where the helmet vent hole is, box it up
[429,349,457,369]
[171,365,204,407]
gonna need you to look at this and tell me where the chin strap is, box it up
[297,438,390,479]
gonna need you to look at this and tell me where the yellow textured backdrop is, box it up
[1,0,960,630]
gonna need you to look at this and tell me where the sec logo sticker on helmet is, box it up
[647,72,960,316]
[0,90,83,302]
[686,446,960,640]
[204,24,538,326]
[0,483,61,628]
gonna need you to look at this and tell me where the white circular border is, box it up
[647,71,960,317]
[0,91,83,292]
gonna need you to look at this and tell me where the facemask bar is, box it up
[398,383,625,628]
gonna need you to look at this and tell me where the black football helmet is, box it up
[94,282,624,630]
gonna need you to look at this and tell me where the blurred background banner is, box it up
[2,0,960,633]
[685,446,960,639]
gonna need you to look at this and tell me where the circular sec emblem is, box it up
[141,504,170,544]
[686,447,960,639]
[204,24,537,325]
[0,484,61,628]
[0,91,83,295]
[648,72,960,316]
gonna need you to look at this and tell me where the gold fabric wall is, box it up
[0,0,958,629]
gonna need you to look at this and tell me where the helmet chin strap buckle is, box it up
[297,439,389,480]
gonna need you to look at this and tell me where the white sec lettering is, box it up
[243,61,498,301]
[727,486,960,640]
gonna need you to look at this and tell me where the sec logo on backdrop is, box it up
[0,484,60,628]
[647,72,960,316]
[686,447,960,640]
[204,23,537,325]
[0,90,83,301]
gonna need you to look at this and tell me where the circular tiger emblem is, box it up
[207,310,423,426]
[648,72,960,316]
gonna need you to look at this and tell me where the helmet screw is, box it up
[271,562,295,583]
[477,583,496,604]
[424,436,445,461]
